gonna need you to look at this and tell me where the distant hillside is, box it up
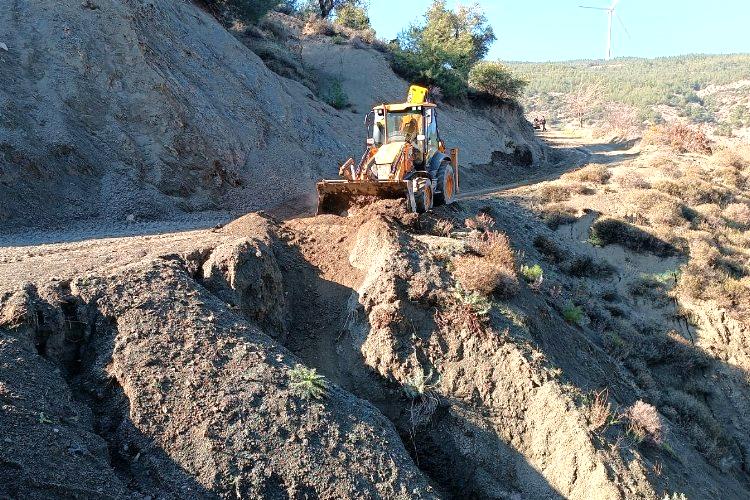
[509,54,750,135]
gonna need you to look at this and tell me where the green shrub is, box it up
[566,255,614,278]
[590,218,678,257]
[451,284,492,315]
[334,4,370,30]
[391,1,495,99]
[562,303,584,324]
[289,365,327,400]
[403,368,440,399]
[533,234,567,263]
[323,78,349,109]
[468,61,527,101]
[205,0,279,25]
[520,263,543,283]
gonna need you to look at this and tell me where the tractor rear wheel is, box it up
[414,178,433,213]
[434,162,456,206]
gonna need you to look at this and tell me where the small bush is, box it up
[323,78,349,109]
[289,365,327,400]
[334,4,370,30]
[617,172,651,190]
[468,61,527,101]
[456,226,519,298]
[303,16,335,36]
[562,303,584,324]
[603,331,630,359]
[541,209,578,229]
[465,212,496,231]
[453,255,518,298]
[714,147,750,170]
[566,255,614,278]
[652,179,682,197]
[724,202,750,228]
[587,388,615,433]
[626,400,664,445]
[533,234,567,263]
[537,184,573,202]
[520,263,543,283]
[590,218,678,257]
[468,229,516,270]
[643,123,712,154]
[404,368,440,399]
[648,199,688,228]
[430,218,455,237]
[403,368,440,428]
[451,284,492,315]
[563,164,611,184]
[205,0,279,25]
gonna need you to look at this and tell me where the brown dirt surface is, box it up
[4,131,750,497]
[1,214,436,498]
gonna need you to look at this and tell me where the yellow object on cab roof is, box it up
[407,84,428,104]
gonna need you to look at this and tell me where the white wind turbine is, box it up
[580,0,629,61]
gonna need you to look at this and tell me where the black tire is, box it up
[433,162,456,206]
[414,178,433,213]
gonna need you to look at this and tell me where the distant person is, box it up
[541,116,547,132]
[533,117,540,130]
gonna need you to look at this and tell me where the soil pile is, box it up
[0,213,434,498]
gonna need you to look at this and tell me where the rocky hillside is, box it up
[0,2,543,231]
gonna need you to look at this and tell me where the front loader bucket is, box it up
[316,180,414,215]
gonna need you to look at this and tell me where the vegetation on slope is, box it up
[509,54,750,129]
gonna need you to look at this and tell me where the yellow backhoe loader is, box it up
[316,84,459,214]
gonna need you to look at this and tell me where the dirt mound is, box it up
[0,216,436,498]
[334,217,652,498]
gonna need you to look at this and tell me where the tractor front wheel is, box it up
[434,162,456,206]
[414,178,433,213]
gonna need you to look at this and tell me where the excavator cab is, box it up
[317,85,459,215]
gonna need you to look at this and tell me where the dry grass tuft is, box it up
[536,183,587,202]
[453,255,517,297]
[465,212,496,232]
[563,164,612,184]
[714,146,750,170]
[626,400,664,445]
[588,388,614,433]
[643,123,712,155]
[453,228,518,298]
[723,202,750,228]
[616,172,651,190]
[647,199,688,228]
[470,230,516,268]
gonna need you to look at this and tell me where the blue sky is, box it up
[368,0,750,62]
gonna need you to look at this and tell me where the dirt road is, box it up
[0,132,638,295]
